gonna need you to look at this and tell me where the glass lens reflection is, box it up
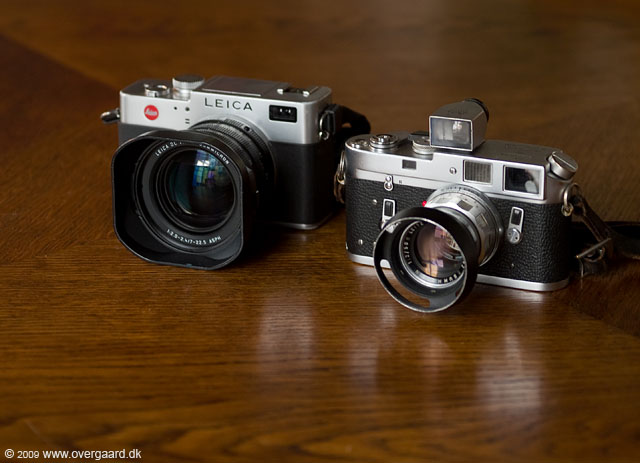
[163,149,234,230]
[413,223,463,280]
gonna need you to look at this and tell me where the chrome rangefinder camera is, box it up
[344,99,579,312]
[104,74,369,269]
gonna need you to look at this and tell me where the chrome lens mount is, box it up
[426,185,503,265]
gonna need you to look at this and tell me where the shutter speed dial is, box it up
[172,75,205,98]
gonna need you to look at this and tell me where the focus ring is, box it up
[192,120,274,198]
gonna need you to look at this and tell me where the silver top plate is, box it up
[120,76,332,144]
[346,132,576,204]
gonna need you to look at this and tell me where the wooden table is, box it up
[1,1,639,462]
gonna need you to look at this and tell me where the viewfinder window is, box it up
[430,117,472,150]
[504,167,541,195]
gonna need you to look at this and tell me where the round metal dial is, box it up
[172,74,205,91]
[548,151,578,180]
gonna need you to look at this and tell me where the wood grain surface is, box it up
[1,1,639,462]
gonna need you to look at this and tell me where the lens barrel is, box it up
[373,185,502,312]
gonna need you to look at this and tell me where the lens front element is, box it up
[402,221,465,286]
[159,149,234,232]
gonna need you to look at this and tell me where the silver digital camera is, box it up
[344,99,579,312]
[104,74,368,269]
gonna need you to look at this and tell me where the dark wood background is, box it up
[1,1,639,462]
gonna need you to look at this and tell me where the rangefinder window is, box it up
[463,160,492,184]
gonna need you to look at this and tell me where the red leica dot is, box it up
[144,105,159,120]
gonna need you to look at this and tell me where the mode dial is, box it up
[172,74,205,91]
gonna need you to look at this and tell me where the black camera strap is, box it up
[320,104,371,149]
[323,105,370,205]
[566,185,640,276]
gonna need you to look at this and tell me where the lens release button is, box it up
[506,228,522,244]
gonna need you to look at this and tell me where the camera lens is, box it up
[401,221,465,286]
[157,148,234,232]
[373,185,503,312]
[112,119,274,269]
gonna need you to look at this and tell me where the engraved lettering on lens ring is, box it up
[199,142,230,165]
[165,228,222,246]
[153,141,180,157]
[135,141,240,251]
[401,222,465,287]
[152,142,230,165]
[144,104,159,120]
